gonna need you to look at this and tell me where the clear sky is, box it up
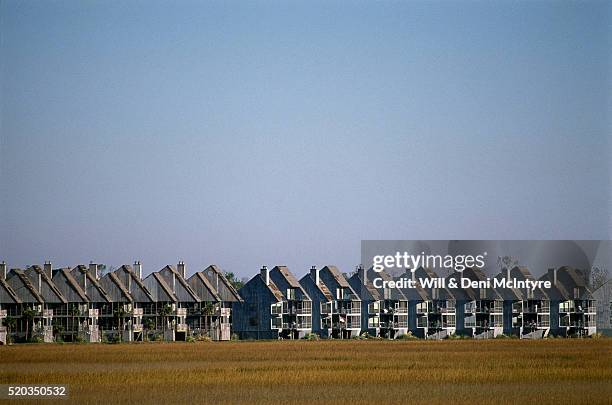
[1,0,610,279]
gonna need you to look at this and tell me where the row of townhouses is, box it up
[0,261,610,344]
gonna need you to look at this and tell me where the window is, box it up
[417,316,427,328]
[559,301,574,313]
[271,317,281,329]
[443,315,455,328]
[490,314,503,327]
[271,303,282,315]
[286,288,295,300]
[416,302,428,314]
[321,302,332,314]
[538,314,550,327]
[573,288,580,299]
[369,301,380,314]
[350,301,361,314]
[465,315,476,328]
[298,301,312,314]
[368,316,380,328]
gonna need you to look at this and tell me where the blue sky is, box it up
[1,0,610,278]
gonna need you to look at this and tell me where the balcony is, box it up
[88,309,99,318]
[42,309,54,318]
[176,308,187,317]
[176,323,188,332]
[132,323,143,332]
[132,308,143,316]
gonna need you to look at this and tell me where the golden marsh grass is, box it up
[1,339,611,404]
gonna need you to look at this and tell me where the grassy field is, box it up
[1,340,611,404]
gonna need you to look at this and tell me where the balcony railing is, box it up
[0,310,7,318]
[42,309,53,318]
[132,308,143,316]
[176,308,187,316]
[176,323,188,332]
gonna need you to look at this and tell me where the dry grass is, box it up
[1,340,611,404]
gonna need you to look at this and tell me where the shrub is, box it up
[396,332,418,340]
[230,333,240,341]
[301,333,320,341]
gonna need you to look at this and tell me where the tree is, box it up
[113,305,127,343]
[69,304,81,335]
[588,266,609,291]
[22,306,37,342]
[497,256,519,273]
[201,303,216,337]
[143,317,155,342]
[159,304,173,341]
[224,272,244,290]
[3,316,16,344]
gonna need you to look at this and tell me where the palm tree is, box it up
[69,304,81,336]
[201,303,216,337]
[159,304,173,342]
[3,316,16,344]
[143,317,155,342]
[22,307,37,342]
[52,321,65,342]
[113,305,127,343]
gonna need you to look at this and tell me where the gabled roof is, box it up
[101,272,133,302]
[7,269,45,304]
[269,266,311,301]
[114,265,154,302]
[143,272,178,302]
[369,268,406,301]
[461,267,501,300]
[539,267,593,300]
[187,272,221,302]
[412,267,454,300]
[24,265,67,304]
[71,265,112,303]
[0,276,21,304]
[201,265,242,302]
[157,265,200,302]
[52,268,88,302]
[395,269,429,301]
[348,271,381,301]
[274,266,302,288]
[323,265,350,288]
[300,271,334,301]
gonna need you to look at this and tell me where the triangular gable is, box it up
[142,273,177,302]
[70,266,112,303]
[0,277,21,304]
[187,273,221,302]
[99,273,132,302]
[201,265,242,302]
[6,269,44,304]
[52,268,88,302]
[158,266,199,302]
[24,266,67,304]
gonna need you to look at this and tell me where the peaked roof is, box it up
[114,265,154,302]
[187,272,221,302]
[7,269,45,304]
[273,266,302,288]
[158,265,200,302]
[322,265,350,288]
[103,272,133,302]
[202,265,242,302]
[348,271,381,301]
[71,265,112,303]
[52,268,89,302]
[0,276,21,303]
[301,272,334,301]
[150,272,179,302]
[24,265,68,304]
